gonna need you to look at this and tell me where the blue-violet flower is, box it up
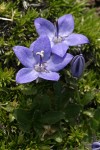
[13,36,73,83]
[34,14,89,57]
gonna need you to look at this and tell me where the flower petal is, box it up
[64,33,89,46]
[39,72,60,81]
[58,14,74,37]
[16,68,38,83]
[52,42,69,57]
[34,18,55,39]
[47,53,73,72]
[13,46,37,67]
[29,41,35,52]
[33,36,52,61]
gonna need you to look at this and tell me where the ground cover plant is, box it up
[0,0,100,150]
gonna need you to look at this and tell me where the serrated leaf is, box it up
[14,109,33,132]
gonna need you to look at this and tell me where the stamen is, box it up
[35,51,49,73]
[34,63,49,73]
[53,36,63,44]
[53,19,63,44]
[36,50,44,58]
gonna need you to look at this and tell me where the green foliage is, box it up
[0,67,14,85]
[0,0,100,149]
[14,109,33,132]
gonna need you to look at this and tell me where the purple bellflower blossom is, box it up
[70,54,85,78]
[13,36,73,84]
[92,142,100,150]
[34,14,89,57]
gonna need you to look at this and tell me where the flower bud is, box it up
[92,142,100,149]
[71,54,85,78]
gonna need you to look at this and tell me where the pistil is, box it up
[36,50,44,66]
[34,50,49,73]
[55,19,59,38]
[53,19,63,44]
[53,36,63,44]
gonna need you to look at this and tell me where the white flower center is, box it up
[53,36,63,44]
[34,63,47,72]
[34,50,49,73]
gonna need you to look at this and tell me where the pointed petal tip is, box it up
[65,33,90,46]
[47,53,73,72]
[58,14,74,37]
[34,17,55,38]
[12,46,18,51]
[16,68,38,84]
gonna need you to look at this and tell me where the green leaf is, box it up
[53,81,62,96]
[41,111,64,124]
[53,81,74,110]
[65,104,82,121]
[33,110,43,134]
[55,137,63,143]
[39,146,51,150]
[90,118,99,131]
[14,109,33,132]
[20,85,37,95]
[83,110,94,118]
[81,91,95,105]
[38,95,51,112]
[31,94,51,112]
[94,107,100,121]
